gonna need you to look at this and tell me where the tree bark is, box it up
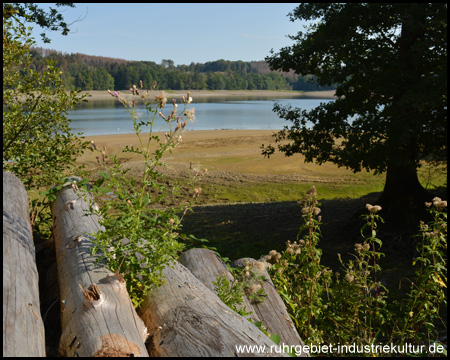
[51,177,149,357]
[377,164,430,232]
[138,258,290,357]
[178,248,261,323]
[378,7,431,233]
[3,172,46,357]
[232,258,309,356]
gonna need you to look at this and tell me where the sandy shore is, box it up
[78,89,336,102]
[79,128,365,186]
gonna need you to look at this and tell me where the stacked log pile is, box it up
[3,174,308,357]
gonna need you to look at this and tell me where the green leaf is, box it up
[269,333,281,345]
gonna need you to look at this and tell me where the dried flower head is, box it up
[254,261,266,274]
[193,188,202,198]
[155,92,168,108]
[267,250,281,264]
[249,283,261,294]
[345,273,355,283]
[184,108,196,121]
[432,197,447,210]
[366,204,382,214]
[306,186,317,197]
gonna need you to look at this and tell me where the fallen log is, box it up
[178,248,261,323]
[138,259,289,357]
[232,257,309,357]
[50,177,149,357]
[3,172,46,357]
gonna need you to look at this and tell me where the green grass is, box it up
[201,180,386,204]
[194,161,446,205]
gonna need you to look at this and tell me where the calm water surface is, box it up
[68,98,334,136]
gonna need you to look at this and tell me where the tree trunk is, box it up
[178,248,261,323]
[377,164,430,232]
[3,172,46,357]
[232,258,309,356]
[51,177,149,357]
[377,5,432,234]
[138,258,290,357]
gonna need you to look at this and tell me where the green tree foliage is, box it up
[3,10,89,228]
[263,3,447,232]
[3,3,77,43]
[27,49,328,92]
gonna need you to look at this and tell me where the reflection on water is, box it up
[69,97,334,136]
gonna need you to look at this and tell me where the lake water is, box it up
[68,98,334,136]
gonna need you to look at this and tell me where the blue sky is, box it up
[29,3,308,65]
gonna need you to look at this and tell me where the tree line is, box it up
[29,47,335,92]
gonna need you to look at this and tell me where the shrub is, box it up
[267,187,447,356]
[89,86,205,307]
[3,9,89,238]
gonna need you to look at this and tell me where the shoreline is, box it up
[82,128,276,143]
[77,89,337,102]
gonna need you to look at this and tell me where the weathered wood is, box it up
[232,258,309,357]
[138,259,289,357]
[3,172,46,357]
[51,178,149,357]
[178,248,261,323]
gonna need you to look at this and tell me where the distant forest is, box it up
[30,47,335,92]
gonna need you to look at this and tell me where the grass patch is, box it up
[201,180,386,204]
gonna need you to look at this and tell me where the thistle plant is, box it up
[395,197,447,347]
[90,84,205,308]
[268,187,447,356]
[213,264,278,342]
[212,264,267,317]
[321,204,389,350]
[268,186,332,343]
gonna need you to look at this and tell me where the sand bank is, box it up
[78,128,360,184]
[78,89,336,102]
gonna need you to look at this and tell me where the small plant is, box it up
[212,264,287,346]
[269,187,447,356]
[90,84,205,308]
[268,186,332,343]
[394,197,447,348]
[321,204,389,350]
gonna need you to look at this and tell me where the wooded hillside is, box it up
[30,47,335,92]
